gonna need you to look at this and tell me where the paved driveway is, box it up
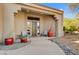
[0,37,65,55]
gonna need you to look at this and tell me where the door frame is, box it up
[27,16,40,37]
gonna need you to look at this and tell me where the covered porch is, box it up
[14,8,57,37]
[0,3,64,43]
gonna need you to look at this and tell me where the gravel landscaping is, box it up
[50,34,79,55]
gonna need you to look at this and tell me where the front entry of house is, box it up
[32,20,37,36]
[27,16,40,37]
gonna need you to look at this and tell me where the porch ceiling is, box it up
[14,7,59,21]
[21,7,53,16]
[21,8,59,21]
[16,3,64,15]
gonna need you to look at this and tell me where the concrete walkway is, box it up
[0,37,65,55]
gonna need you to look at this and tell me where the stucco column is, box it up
[55,14,64,37]
[55,19,58,38]
[3,4,21,43]
[52,15,58,38]
[3,4,17,43]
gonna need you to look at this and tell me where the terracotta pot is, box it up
[5,38,13,45]
[48,30,53,37]
[20,38,28,43]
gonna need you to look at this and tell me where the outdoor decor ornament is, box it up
[47,27,53,37]
[5,32,14,45]
[19,31,28,43]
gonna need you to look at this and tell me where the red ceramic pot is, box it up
[48,30,53,37]
[5,38,13,45]
[20,38,28,43]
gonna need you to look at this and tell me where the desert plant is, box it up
[19,34,27,39]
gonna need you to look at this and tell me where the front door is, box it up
[32,20,37,36]
[27,17,40,37]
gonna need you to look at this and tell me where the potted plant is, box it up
[5,32,14,45]
[19,32,28,43]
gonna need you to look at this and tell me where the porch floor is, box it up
[0,37,64,55]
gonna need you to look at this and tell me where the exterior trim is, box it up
[16,3,64,14]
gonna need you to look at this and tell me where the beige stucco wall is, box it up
[41,15,56,36]
[14,11,25,36]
